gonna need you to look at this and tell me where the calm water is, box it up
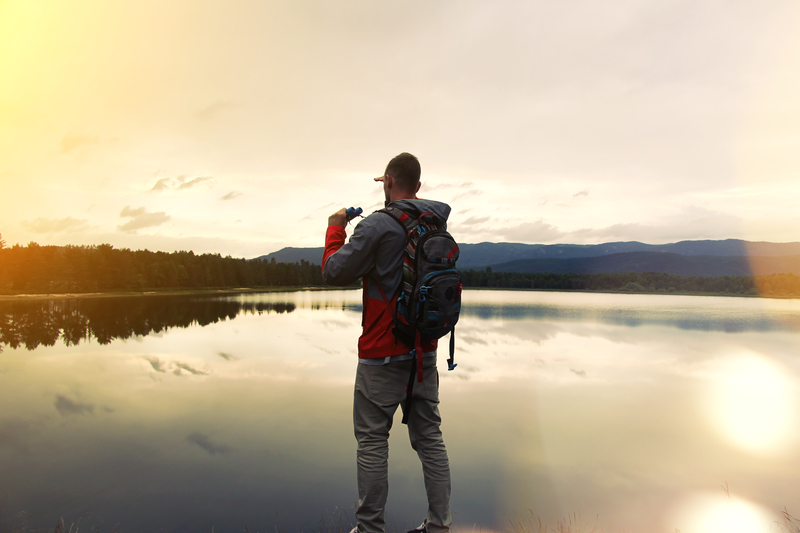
[1,290,799,533]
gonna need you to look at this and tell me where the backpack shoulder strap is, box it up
[378,206,417,234]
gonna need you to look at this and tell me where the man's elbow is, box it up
[321,263,344,286]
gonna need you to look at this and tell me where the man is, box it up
[322,153,452,533]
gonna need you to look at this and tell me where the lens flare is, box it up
[672,492,772,533]
[704,350,797,454]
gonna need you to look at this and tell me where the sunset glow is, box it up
[2,1,800,257]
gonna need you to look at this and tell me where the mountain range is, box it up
[253,239,800,277]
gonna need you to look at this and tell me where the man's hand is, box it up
[328,208,347,228]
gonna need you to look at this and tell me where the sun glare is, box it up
[672,492,772,533]
[704,351,797,454]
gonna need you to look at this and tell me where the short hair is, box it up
[385,152,420,192]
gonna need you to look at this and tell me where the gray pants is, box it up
[353,356,452,533]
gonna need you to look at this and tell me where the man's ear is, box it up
[415,181,421,193]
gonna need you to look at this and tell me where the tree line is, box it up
[1,237,798,297]
[460,268,800,297]
[0,240,323,294]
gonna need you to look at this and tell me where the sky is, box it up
[2,0,800,258]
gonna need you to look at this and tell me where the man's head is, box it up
[380,152,421,203]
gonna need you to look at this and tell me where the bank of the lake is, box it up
[0,286,355,302]
[4,283,798,303]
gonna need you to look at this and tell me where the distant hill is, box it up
[252,239,800,277]
[457,239,800,269]
[252,247,323,265]
[488,252,800,277]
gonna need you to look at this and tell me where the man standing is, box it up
[322,153,452,533]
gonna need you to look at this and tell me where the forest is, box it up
[1,238,799,297]
[0,239,323,293]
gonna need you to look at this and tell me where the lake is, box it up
[1,290,799,533]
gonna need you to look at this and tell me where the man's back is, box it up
[322,198,451,359]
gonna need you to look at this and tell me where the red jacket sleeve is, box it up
[322,225,346,275]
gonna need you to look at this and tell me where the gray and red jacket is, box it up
[322,198,451,359]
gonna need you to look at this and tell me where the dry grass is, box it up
[508,510,609,533]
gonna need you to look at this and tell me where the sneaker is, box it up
[407,519,428,533]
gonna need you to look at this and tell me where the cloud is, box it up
[573,189,589,197]
[118,206,171,234]
[60,133,98,153]
[143,356,167,373]
[150,176,213,193]
[452,189,483,201]
[177,177,212,190]
[21,217,89,234]
[120,206,146,217]
[217,352,238,361]
[54,395,94,417]
[498,219,565,243]
[173,362,209,376]
[570,368,587,378]
[567,207,743,243]
[220,191,241,200]
[150,178,171,192]
[461,216,490,226]
[186,432,233,455]
[426,182,474,191]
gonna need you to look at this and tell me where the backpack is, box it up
[380,206,462,423]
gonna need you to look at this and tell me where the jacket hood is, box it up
[387,198,451,222]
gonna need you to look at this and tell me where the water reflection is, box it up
[462,290,800,332]
[0,295,297,350]
[1,290,799,533]
[4,290,800,354]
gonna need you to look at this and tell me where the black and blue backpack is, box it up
[380,205,462,424]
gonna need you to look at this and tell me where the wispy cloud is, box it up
[21,217,89,234]
[570,368,587,378]
[221,191,241,200]
[173,362,209,376]
[573,189,589,198]
[143,356,167,373]
[461,216,490,226]
[150,178,172,192]
[177,177,212,190]
[187,432,233,455]
[54,395,94,417]
[118,206,171,234]
[150,176,213,193]
[452,189,483,201]
[426,182,474,191]
[217,352,238,361]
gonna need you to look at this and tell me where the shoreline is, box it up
[0,286,356,302]
[0,285,796,301]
